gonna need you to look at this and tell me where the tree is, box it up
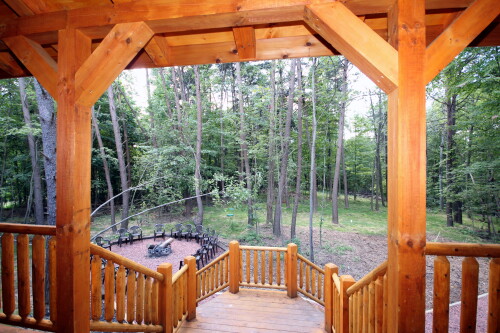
[266,61,277,225]
[308,58,318,262]
[193,66,204,225]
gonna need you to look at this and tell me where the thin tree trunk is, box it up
[332,59,348,225]
[108,85,130,228]
[91,107,116,231]
[145,69,158,148]
[309,58,318,262]
[266,61,277,225]
[446,93,456,227]
[33,80,56,226]
[274,59,297,236]
[158,68,173,120]
[291,60,303,239]
[19,78,44,225]
[193,66,204,225]
[236,63,253,225]
[342,145,349,208]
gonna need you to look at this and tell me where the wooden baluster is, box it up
[173,280,178,327]
[48,237,56,324]
[460,257,479,332]
[220,258,224,286]
[349,295,353,333]
[359,289,364,333]
[253,250,258,284]
[90,255,102,321]
[205,269,209,295]
[157,263,172,333]
[240,250,243,284]
[284,254,288,286]
[144,276,152,324]
[261,250,265,285]
[178,276,183,322]
[136,273,145,324]
[368,282,375,333]
[353,292,358,333]
[277,252,281,286]
[1,233,15,317]
[375,276,384,333]
[104,260,115,322]
[17,234,30,319]
[317,271,322,300]
[152,279,159,324]
[382,274,388,333]
[246,249,250,283]
[215,261,219,288]
[299,260,303,289]
[324,264,337,333]
[212,265,216,292]
[186,256,197,321]
[363,286,369,332]
[269,251,273,285]
[306,265,310,293]
[127,270,136,324]
[312,269,317,297]
[199,272,204,297]
[488,258,500,333]
[196,274,201,299]
[433,256,450,333]
[207,267,212,293]
[340,275,355,333]
[116,265,126,323]
[32,235,45,321]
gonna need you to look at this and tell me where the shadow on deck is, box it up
[178,289,325,332]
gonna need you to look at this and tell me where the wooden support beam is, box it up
[304,2,398,93]
[75,22,154,107]
[2,0,34,16]
[144,36,171,67]
[386,0,427,331]
[3,35,57,98]
[55,27,92,333]
[0,52,25,77]
[425,0,500,84]
[233,26,256,60]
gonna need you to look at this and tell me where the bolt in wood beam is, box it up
[233,26,257,60]
[425,0,500,84]
[304,2,398,93]
[3,35,58,98]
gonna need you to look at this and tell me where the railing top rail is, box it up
[197,251,229,275]
[90,244,163,281]
[347,260,387,296]
[425,242,500,258]
[240,245,287,252]
[173,264,188,283]
[332,272,341,291]
[0,223,56,236]
[297,254,325,274]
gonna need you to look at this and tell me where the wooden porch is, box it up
[178,289,324,332]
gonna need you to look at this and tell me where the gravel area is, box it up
[110,238,201,273]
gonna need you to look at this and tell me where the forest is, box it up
[0,47,498,246]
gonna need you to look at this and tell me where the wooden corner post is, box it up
[158,263,173,333]
[324,263,338,333]
[387,0,427,331]
[229,241,240,293]
[185,256,197,320]
[286,243,297,298]
[340,275,355,333]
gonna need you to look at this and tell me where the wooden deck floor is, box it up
[178,289,325,332]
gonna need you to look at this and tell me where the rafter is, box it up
[304,2,398,93]
[144,36,171,67]
[3,35,57,98]
[0,52,26,77]
[75,22,154,107]
[425,0,500,84]
[233,26,256,60]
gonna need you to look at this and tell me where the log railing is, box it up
[196,250,229,302]
[425,242,500,333]
[0,223,57,332]
[239,245,287,290]
[297,253,325,305]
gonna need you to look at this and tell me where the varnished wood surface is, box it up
[178,289,324,332]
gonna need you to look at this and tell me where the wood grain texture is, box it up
[104,260,115,322]
[31,235,46,321]
[90,255,102,321]
[488,258,500,333]
[17,234,30,319]
[116,265,126,323]
[286,243,297,298]
[48,237,57,324]
[233,26,256,59]
[433,256,450,333]
[229,241,240,293]
[460,257,479,332]
[1,233,15,317]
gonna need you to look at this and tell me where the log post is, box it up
[185,256,197,320]
[229,241,240,293]
[324,263,338,333]
[158,263,173,333]
[286,243,298,298]
[340,275,355,333]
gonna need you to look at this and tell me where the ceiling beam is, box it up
[0,52,26,77]
[304,2,398,93]
[75,22,154,107]
[233,26,256,60]
[144,36,171,67]
[425,0,500,84]
[3,35,57,98]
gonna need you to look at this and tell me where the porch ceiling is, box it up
[0,0,498,79]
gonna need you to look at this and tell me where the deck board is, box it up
[178,289,325,332]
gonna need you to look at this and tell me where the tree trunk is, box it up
[91,107,116,231]
[236,63,253,225]
[446,93,456,227]
[342,145,349,208]
[33,80,56,226]
[158,68,173,120]
[19,78,44,225]
[145,68,158,148]
[108,85,130,228]
[309,58,318,262]
[193,66,204,225]
[291,60,303,239]
[266,61,277,225]
[274,59,297,236]
[332,59,348,225]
